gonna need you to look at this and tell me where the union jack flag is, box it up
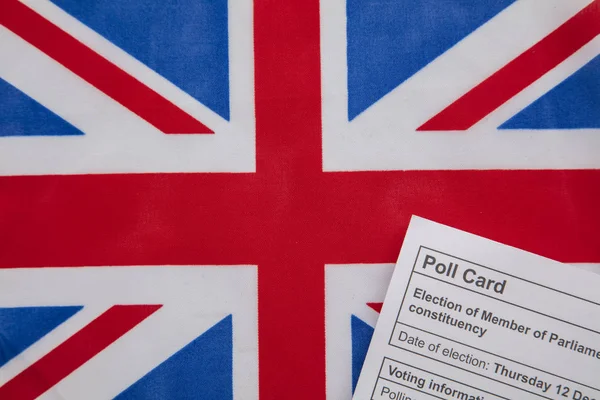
[0,0,599,399]
[0,266,256,399]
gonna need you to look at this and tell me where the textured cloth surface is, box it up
[0,1,599,399]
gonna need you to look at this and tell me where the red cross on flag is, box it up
[0,0,599,399]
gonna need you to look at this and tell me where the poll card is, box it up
[353,216,600,400]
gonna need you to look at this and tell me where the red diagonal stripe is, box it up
[418,0,600,131]
[0,1,213,134]
[367,302,382,313]
[0,304,161,400]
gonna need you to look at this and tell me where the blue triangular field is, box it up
[500,55,600,129]
[346,0,515,120]
[0,306,83,367]
[0,78,83,137]
[351,315,374,393]
[51,0,230,120]
[115,314,233,400]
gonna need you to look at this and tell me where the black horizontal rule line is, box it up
[381,356,511,400]
[388,340,554,400]
[411,270,600,337]
[420,245,600,309]
[396,322,600,393]
[376,376,444,400]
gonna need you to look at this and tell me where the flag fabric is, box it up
[0,1,599,399]
[0,266,256,400]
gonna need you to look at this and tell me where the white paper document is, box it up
[353,216,600,400]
